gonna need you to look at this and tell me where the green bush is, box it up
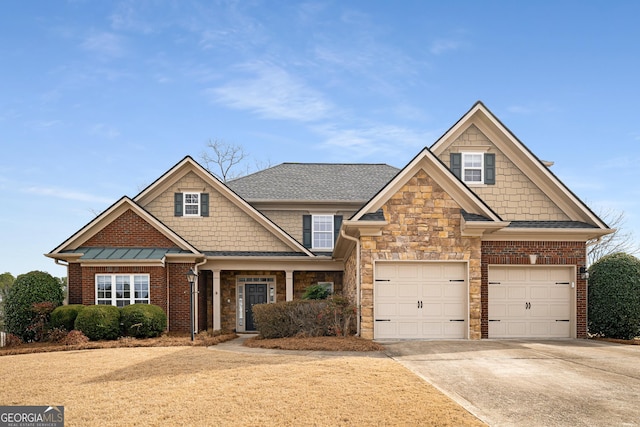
[74,305,121,341]
[50,305,86,331]
[120,304,167,338]
[4,271,64,341]
[588,252,640,340]
[302,284,331,300]
[253,300,329,338]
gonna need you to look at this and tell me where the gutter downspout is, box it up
[55,259,69,305]
[340,230,361,337]
[193,257,208,333]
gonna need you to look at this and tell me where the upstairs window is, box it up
[450,152,495,185]
[312,215,334,249]
[184,192,200,216]
[302,214,343,250]
[174,192,209,217]
[462,153,483,183]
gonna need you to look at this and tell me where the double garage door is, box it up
[374,262,467,339]
[374,262,574,339]
[488,266,573,338]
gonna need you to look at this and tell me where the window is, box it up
[96,274,150,307]
[184,192,200,216]
[462,153,483,183]
[317,282,334,294]
[312,215,334,249]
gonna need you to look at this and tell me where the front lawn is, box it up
[0,346,485,426]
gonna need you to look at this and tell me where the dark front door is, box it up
[245,284,267,331]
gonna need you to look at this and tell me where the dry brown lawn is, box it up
[0,345,485,426]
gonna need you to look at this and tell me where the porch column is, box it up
[213,269,221,330]
[286,270,294,301]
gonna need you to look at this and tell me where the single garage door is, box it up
[488,266,573,338]
[374,262,467,339]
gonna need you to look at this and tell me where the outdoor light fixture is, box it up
[186,268,198,341]
[579,266,589,280]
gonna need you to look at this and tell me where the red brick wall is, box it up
[83,209,177,248]
[481,241,587,338]
[65,263,206,334]
[168,263,193,333]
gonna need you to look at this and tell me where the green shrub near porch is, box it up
[74,305,121,341]
[120,304,167,338]
[50,304,86,331]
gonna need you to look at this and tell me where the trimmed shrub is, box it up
[302,284,331,300]
[74,305,121,341]
[588,252,640,340]
[26,302,56,342]
[253,300,329,338]
[50,305,86,331]
[4,271,64,341]
[120,304,167,338]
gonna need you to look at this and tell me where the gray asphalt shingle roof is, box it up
[227,163,400,201]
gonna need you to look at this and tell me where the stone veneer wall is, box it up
[481,241,587,338]
[293,271,343,299]
[359,170,482,340]
[438,125,569,221]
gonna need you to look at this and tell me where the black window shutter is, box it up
[450,153,462,179]
[174,193,183,217]
[484,153,496,185]
[333,215,343,246]
[200,193,209,217]
[303,215,312,248]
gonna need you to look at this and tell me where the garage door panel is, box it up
[488,267,573,339]
[374,262,467,339]
[398,283,419,297]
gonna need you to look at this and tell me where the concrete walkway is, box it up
[383,339,640,427]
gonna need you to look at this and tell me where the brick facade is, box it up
[481,241,587,338]
[83,209,177,248]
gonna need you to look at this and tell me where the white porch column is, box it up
[213,269,221,330]
[286,270,294,301]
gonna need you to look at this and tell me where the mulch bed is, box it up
[244,335,385,352]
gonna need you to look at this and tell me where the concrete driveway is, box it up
[383,339,640,427]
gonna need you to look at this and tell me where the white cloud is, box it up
[90,124,121,139]
[81,32,126,58]
[25,186,114,204]
[207,62,332,122]
[429,38,462,55]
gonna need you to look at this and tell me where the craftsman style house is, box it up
[47,102,611,340]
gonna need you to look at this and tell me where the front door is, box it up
[245,284,267,331]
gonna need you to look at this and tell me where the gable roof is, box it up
[350,147,504,223]
[430,101,609,229]
[134,156,315,256]
[47,196,199,256]
[228,163,400,202]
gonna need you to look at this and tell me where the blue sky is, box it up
[2,1,639,278]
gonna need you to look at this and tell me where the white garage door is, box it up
[374,262,467,339]
[488,267,573,338]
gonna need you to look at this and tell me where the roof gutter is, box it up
[340,229,361,337]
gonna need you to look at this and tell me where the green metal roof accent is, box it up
[70,247,190,260]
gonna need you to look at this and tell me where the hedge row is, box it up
[253,296,356,339]
[49,303,167,341]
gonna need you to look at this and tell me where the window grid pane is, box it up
[312,215,333,249]
[184,193,200,215]
[96,274,150,306]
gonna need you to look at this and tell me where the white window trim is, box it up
[183,192,200,217]
[461,152,484,184]
[95,274,150,307]
[312,214,334,250]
